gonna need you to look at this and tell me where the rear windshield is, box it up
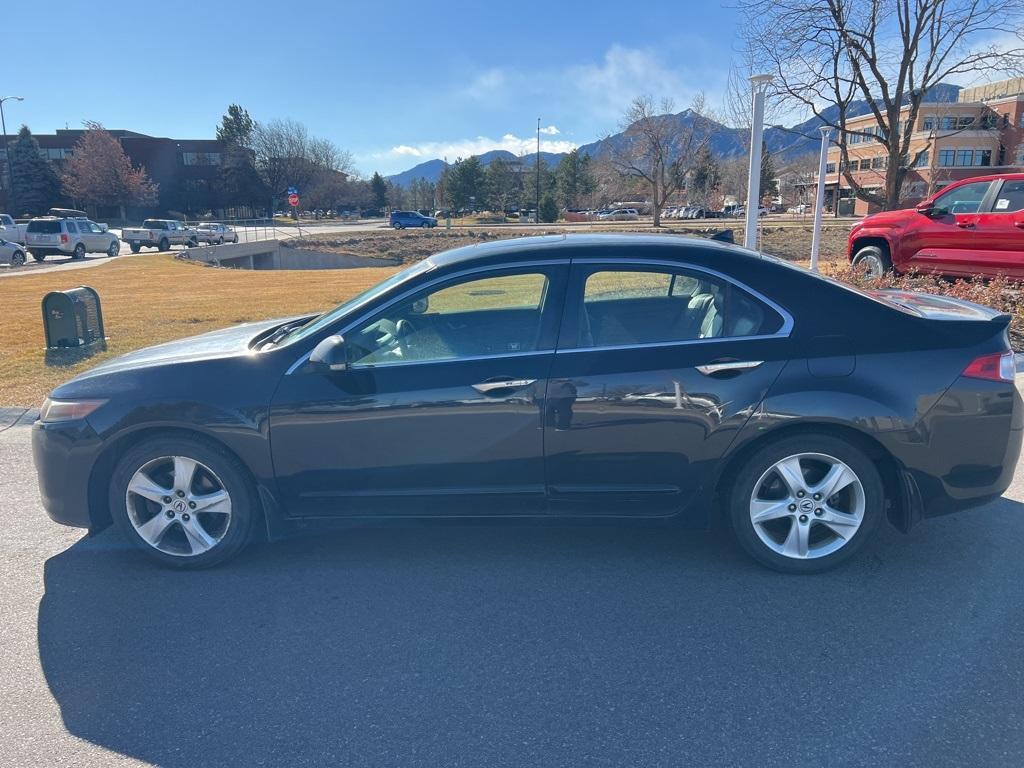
[27,220,62,234]
[142,220,168,229]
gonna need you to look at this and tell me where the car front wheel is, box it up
[110,436,257,568]
[728,434,883,573]
[11,249,25,266]
[852,245,892,278]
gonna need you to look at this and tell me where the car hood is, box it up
[71,317,298,380]
[855,209,914,229]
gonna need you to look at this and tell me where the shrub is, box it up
[539,195,559,223]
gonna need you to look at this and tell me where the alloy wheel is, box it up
[748,452,865,560]
[125,455,232,557]
[856,253,884,278]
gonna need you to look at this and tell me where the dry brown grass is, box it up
[0,255,399,406]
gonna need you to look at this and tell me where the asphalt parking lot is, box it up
[2,409,1024,767]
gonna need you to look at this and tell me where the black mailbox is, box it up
[42,286,105,348]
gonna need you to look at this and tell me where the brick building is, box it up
[0,129,231,218]
[818,77,1024,216]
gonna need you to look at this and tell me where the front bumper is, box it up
[32,418,104,529]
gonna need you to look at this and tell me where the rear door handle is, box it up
[472,378,536,393]
[696,360,763,376]
[1014,221,1024,229]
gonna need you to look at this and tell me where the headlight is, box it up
[39,398,107,423]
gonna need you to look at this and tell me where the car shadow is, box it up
[37,502,1024,767]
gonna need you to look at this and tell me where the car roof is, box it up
[425,233,760,270]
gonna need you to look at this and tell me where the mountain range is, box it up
[386,83,962,187]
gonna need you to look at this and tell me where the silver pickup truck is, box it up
[0,214,28,245]
[122,219,199,252]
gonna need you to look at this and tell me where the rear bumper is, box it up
[896,378,1023,519]
[32,418,103,529]
[27,246,73,257]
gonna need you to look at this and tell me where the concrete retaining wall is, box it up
[181,240,400,270]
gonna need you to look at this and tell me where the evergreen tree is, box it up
[759,142,778,204]
[216,105,255,148]
[370,172,388,210]
[445,156,487,210]
[8,126,62,216]
[689,144,720,207]
[539,193,559,223]
[484,157,522,213]
[554,149,596,209]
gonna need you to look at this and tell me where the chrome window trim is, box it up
[285,259,569,375]
[566,257,795,348]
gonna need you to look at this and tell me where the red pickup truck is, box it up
[849,173,1024,279]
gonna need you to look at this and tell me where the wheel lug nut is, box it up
[814,508,823,516]
[799,514,808,523]
[163,496,171,503]
[182,513,190,522]
[788,503,797,511]
[813,493,821,501]
[165,509,174,518]
[188,501,196,509]
[176,490,185,497]
[797,490,805,497]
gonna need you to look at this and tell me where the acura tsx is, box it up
[33,234,1022,573]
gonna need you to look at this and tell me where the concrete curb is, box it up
[0,408,39,433]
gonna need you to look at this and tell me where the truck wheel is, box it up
[852,245,892,278]
[130,243,141,254]
[31,252,46,262]
[158,238,170,252]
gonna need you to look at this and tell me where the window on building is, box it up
[825,162,836,174]
[922,116,935,131]
[181,152,222,166]
[1016,146,1024,166]
[956,149,974,166]
[871,156,887,169]
[940,116,956,130]
[37,148,72,161]
[849,132,861,145]
[939,149,955,166]
[976,149,991,167]
[957,116,975,129]
[913,151,929,168]
[859,159,871,170]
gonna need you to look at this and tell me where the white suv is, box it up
[25,217,120,262]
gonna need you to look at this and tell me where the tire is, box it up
[852,245,892,278]
[217,237,224,245]
[110,436,258,569]
[72,243,86,260]
[421,221,429,228]
[130,243,141,254]
[107,240,119,258]
[158,238,169,252]
[31,251,45,262]
[393,222,404,230]
[11,249,25,266]
[728,433,884,574]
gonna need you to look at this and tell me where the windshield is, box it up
[142,220,167,229]
[276,259,436,346]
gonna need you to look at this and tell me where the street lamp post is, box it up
[744,75,772,250]
[0,96,25,215]
[809,126,831,272]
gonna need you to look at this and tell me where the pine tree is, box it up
[216,105,255,148]
[370,172,388,211]
[554,149,596,209]
[8,126,62,216]
[539,193,559,223]
[760,142,778,205]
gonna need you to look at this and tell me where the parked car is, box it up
[598,208,640,221]
[390,210,437,229]
[33,234,1021,573]
[25,216,120,261]
[850,173,1024,279]
[122,220,198,253]
[0,213,28,244]
[0,235,26,266]
[195,223,239,245]
[787,204,809,214]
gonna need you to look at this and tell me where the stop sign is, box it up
[288,193,299,207]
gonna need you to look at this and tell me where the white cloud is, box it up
[539,125,560,135]
[381,133,577,162]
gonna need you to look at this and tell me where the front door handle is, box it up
[1014,221,1024,229]
[956,221,975,228]
[472,378,536,393]
[696,360,763,376]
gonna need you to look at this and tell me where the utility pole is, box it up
[809,126,831,272]
[536,117,541,223]
[744,75,772,249]
[0,96,25,215]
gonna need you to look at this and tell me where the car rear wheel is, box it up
[107,241,119,257]
[158,238,169,252]
[31,251,45,262]
[393,222,404,229]
[11,249,25,266]
[728,434,884,573]
[852,245,892,278]
[72,243,86,260]
[110,436,257,568]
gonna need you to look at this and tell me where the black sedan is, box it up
[32,234,1022,572]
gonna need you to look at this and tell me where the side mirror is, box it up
[916,201,939,217]
[308,334,348,373]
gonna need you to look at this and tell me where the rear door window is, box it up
[992,180,1024,213]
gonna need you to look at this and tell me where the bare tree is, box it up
[737,0,1024,210]
[251,119,354,210]
[602,95,709,226]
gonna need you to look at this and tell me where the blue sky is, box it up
[6,1,741,176]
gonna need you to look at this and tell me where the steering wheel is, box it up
[395,318,416,338]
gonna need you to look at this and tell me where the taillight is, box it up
[60,234,69,243]
[963,351,1016,382]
